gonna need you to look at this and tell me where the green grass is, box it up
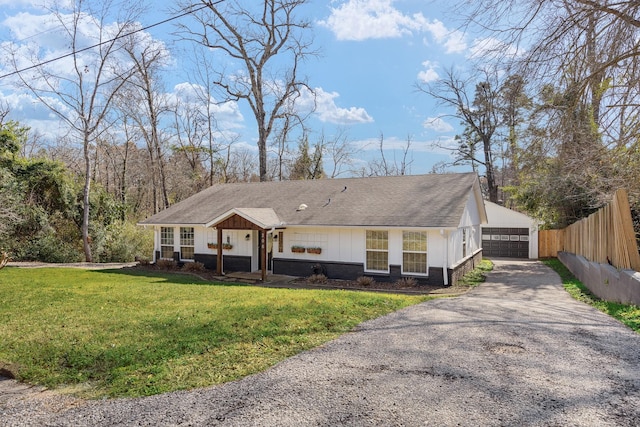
[0,267,428,398]
[543,258,640,333]
[457,259,494,287]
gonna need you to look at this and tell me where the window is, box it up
[402,231,427,275]
[366,230,388,272]
[462,228,467,257]
[160,227,174,259]
[180,227,195,260]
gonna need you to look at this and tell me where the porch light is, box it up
[245,234,250,241]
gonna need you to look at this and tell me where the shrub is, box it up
[156,259,177,270]
[308,274,328,284]
[395,277,418,287]
[355,276,376,287]
[18,229,82,263]
[92,221,154,263]
[182,261,206,272]
[136,257,151,266]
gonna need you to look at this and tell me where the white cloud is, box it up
[351,134,457,157]
[417,60,439,83]
[1,89,74,139]
[316,90,373,124]
[171,82,245,130]
[443,32,467,54]
[297,87,373,125]
[319,1,469,57]
[426,135,458,156]
[422,19,467,54]
[0,0,47,7]
[318,0,425,41]
[423,116,454,133]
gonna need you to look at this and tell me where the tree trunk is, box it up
[120,141,129,221]
[483,136,498,203]
[82,135,93,262]
[258,128,268,182]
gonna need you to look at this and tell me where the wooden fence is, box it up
[539,189,640,271]
[539,229,565,258]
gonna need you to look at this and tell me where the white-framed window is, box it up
[180,227,195,261]
[160,227,174,259]
[402,231,428,275]
[462,228,468,258]
[365,230,388,272]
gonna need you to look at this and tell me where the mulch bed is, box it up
[128,264,470,296]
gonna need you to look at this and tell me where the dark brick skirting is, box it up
[157,251,457,286]
[448,249,483,286]
[190,254,252,272]
[274,259,447,286]
[274,259,364,280]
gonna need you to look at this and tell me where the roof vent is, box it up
[296,203,308,211]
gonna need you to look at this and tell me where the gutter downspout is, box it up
[441,229,449,286]
[151,226,157,264]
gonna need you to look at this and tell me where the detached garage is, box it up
[482,201,539,259]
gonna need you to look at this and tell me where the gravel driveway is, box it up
[2,260,639,426]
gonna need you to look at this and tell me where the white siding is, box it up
[446,193,485,266]
[153,225,462,272]
[275,227,448,272]
[484,201,539,259]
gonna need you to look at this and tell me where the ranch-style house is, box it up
[139,172,487,286]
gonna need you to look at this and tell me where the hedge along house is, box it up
[139,173,487,286]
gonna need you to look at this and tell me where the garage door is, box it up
[482,227,530,258]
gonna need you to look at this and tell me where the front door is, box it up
[257,232,273,271]
[251,230,259,272]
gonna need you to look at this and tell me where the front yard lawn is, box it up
[0,267,428,398]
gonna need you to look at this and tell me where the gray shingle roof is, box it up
[139,173,481,228]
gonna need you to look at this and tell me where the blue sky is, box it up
[0,0,501,175]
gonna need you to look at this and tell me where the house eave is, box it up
[205,208,284,230]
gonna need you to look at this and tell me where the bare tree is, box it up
[171,95,209,192]
[8,0,142,261]
[214,135,242,183]
[0,101,9,125]
[318,128,358,178]
[184,47,226,186]
[455,0,640,217]
[456,0,640,147]
[225,146,259,183]
[362,133,414,177]
[178,0,316,181]
[270,107,311,181]
[120,30,172,213]
[418,69,501,201]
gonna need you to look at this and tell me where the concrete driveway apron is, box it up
[3,260,639,426]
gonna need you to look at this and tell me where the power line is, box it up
[9,0,135,44]
[0,3,210,81]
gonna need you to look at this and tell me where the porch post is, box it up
[217,227,223,275]
[261,228,267,281]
